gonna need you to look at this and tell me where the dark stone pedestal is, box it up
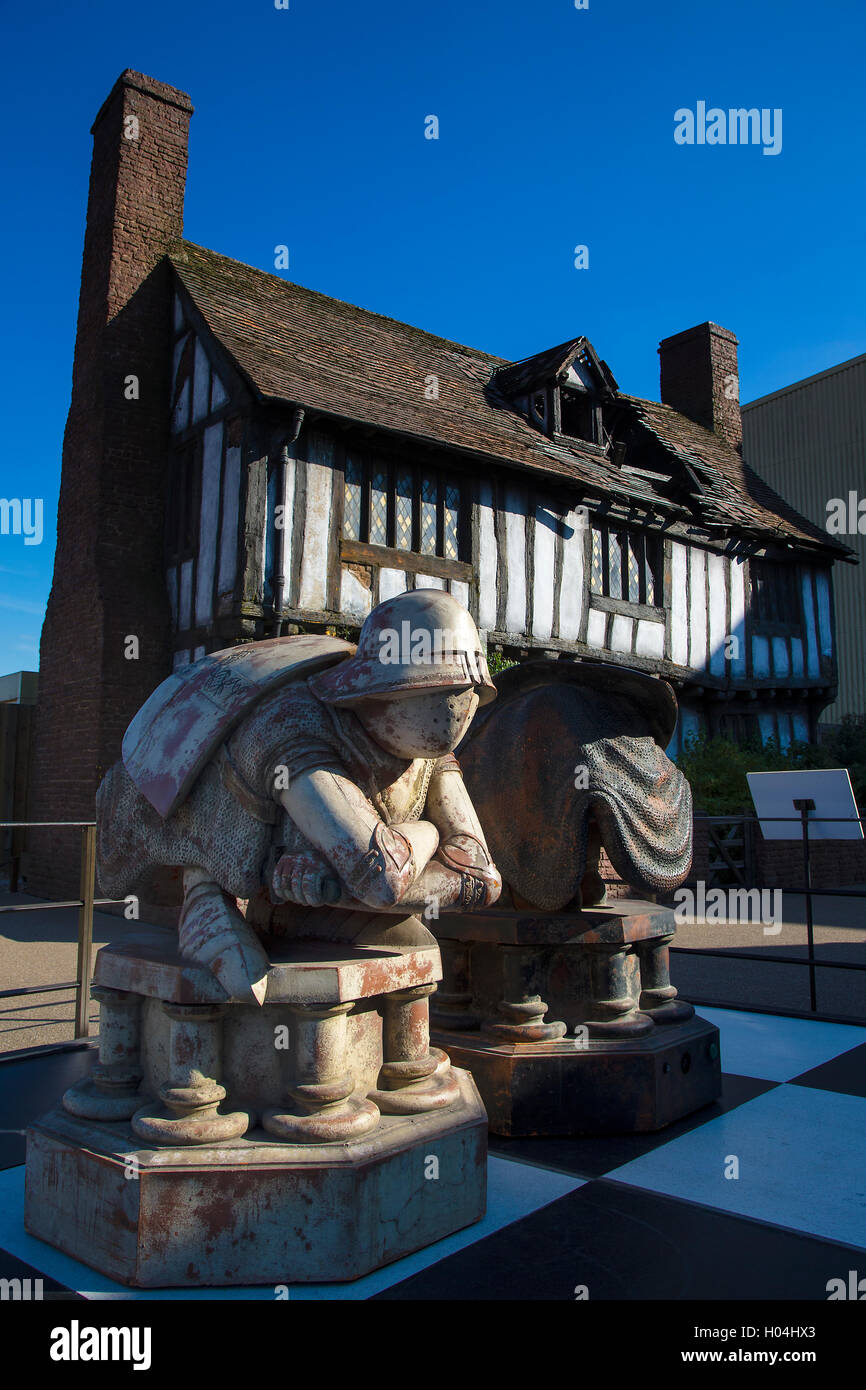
[431,899,721,1137]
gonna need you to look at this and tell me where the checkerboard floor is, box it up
[2,1005,865,1302]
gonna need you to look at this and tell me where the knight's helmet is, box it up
[311,589,497,707]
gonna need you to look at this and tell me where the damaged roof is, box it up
[169,240,847,559]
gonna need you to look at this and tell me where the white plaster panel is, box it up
[415,575,445,590]
[532,504,556,642]
[792,711,809,741]
[610,614,633,653]
[815,571,833,657]
[772,636,790,678]
[708,552,728,677]
[558,507,585,642]
[790,637,804,677]
[297,439,334,612]
[450,580,470,609]
[729,556,747,677]
[211,371,228,410]
[340,566,373,622]
[752,634,771,678]
[477,482,498,632]
[758,712,775,743]
[670,542,689,666]
[635,619,665,659]
[689,548,707,671]
[192,336,210,423]
[503,489,527,635]
[379,567,408,601]
[586,607,607,649]
[802,571,820,676]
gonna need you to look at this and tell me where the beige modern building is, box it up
[742,354,865,723]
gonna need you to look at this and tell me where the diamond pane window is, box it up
[608,531,623,599]
[343,456,362,541]
[627,537,641,603]
[590,527,603,595]
[420,475,438,555]
[395,469,413,550]
[370,466,388,545]
[444,483,460,560]
[643,545,659,605]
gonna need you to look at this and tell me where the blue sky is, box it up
[1,0,864,671]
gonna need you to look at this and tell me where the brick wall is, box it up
[689,816,866,890]
[25,73,193,898]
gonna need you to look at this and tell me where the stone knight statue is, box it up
[96,590,502,1004]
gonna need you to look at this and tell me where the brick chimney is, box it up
[26,72,193,898]
[658,322,742,450]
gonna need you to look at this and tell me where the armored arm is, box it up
[272,768,493,912]
[424,754,501,907]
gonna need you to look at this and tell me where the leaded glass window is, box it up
[590,527,604,594]
[627,537,641,603]
[589,522,661,605]
[607,530,623,599]
[370,465,388,545]
[343,456,363,541]
[395,470,413,550]
[444,484,460,560]
[420,475,438,555]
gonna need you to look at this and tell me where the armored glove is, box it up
[436,832,502,908]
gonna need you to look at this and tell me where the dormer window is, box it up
[559,386,602,445]
[529,390,548,429]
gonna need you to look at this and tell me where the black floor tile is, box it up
[0,1246,81,1299]
[0,1046,97,1169]
[789,1042,866,1099]
[373,1179,864,1301]
[488,1072,778,1180]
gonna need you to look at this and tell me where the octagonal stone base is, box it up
[24,1069,486,1287]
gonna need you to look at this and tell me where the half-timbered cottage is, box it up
[165,243,846,756]
[26,71,850,897]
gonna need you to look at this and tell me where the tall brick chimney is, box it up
[658,322,742,450]
[26,72,193,898]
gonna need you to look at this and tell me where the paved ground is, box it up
[670,886,866,1018]
[1,884,864,1056]
[0,892,173,1053]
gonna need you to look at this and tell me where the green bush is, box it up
[486,651,518,676]
[676,716,866,815]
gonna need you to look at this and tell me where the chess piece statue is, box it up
[96,590,501,1004]
[456,657,693,909]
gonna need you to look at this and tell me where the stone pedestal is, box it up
[25,925,486,1286]
[432,900,721,1137]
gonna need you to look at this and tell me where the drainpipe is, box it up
[272,407,305,635]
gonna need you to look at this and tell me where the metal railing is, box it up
[0,821,118,1043]
[673,809,866,1018]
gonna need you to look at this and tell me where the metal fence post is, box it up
[74,824,96,1038]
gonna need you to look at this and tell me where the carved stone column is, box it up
[580,942,654,1038]
[637,935,694,1023]
[132,1003,249,1145]
[482,945,567,1042]
[370,984,459,1113]
[263,1002,380,1143]
[63,986,143,1121]
[430,941,478,1031]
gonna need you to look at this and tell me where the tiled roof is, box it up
[169,241,846,557]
